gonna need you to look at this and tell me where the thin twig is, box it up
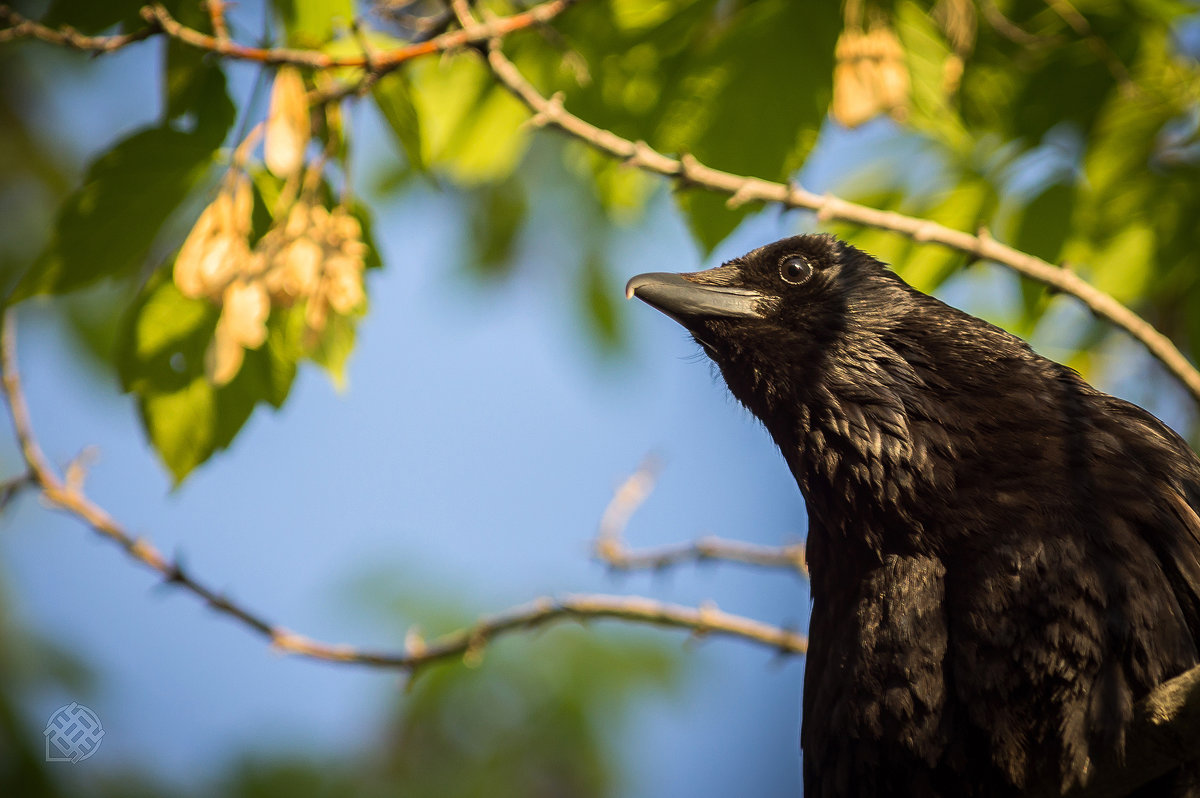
[594,457,807,574]
[601,535,808,574]
[205,0,229,41]
[478,45,1200,407]
[0,311,806,670]
[0,0,574,73]
[595,454,661,549]
[0,6,159,50]
[143,0,570,70]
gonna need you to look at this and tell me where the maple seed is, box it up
[831,25,910,128]
[264,66,311,179]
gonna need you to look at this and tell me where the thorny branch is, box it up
[594,457,807,575]
[0,311,806,673]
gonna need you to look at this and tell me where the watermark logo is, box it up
[44,702,104,763]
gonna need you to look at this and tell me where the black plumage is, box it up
[626,234,1200,797]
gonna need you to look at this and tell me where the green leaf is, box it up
[345,199,383,271]
[407,53,532,184]
[1087,221,1156,305]
[373,72,425,172]
[653,0,839,251]
[1011,181,1076,265]
[12,66,233,302]
[465,178,527,279]
[895,0,971,155]
[897,178,995,292]
[580,253,622,351]
[309,309,357,390]
[41,0,146,33]
[116,270,298,483]
[273,0,354,47]
[675,190,745,254]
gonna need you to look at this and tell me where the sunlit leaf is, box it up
[273,0,353,47]
[12,70,233,301]
[308,308,357,390]
[894,0,970,154]
[117,269,298,482]
[407,53,531,184]
[659,0,839,252]
[373,72,425,172]
[1087,221,1156,305]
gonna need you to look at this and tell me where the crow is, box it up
[626,234,1200,798]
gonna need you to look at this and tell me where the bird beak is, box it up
[625,266,767,322]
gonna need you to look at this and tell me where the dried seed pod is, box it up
[265,66,311,179]
[221,278,270,349]
[175,185,252,300]
[205,321,246,387]
[267,236,323,301]
[831,24,910,128]
[325,255,365,314]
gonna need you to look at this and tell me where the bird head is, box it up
[626,234,920,425]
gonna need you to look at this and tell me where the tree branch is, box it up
[0,311,805,672]
[594,457,807,575]
[478,45,1200,407]
[600,534,808,574]
[0,1,574,75]
[0,7,159,50]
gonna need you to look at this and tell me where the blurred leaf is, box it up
[659,0,839,251]
[116,269,297,482]
[1012,180,1075,265]
[580,253,622,351]
[41,0,146,33]
[569,146,654,223]
[895,0,970,154]
[373,72,426,172]
[1087,220,1156,305]
[897,178,994,291]
[1009,180,1077,330]
[345,199,383,271]
[408,53,531,184]
[465,177,527,279]
[308,308,357,390]
[273,0,353,47]
[12,66,233,301]
[163,1,231,139]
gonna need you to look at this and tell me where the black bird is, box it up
[626,234,1200,798]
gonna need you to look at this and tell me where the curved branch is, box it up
[600,534,808,574]
[0,311,805,672]
[0,7,158,50]
[0,1,575,74]
[594,457,807,574]
[479,46,1200,407]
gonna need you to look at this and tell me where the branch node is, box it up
[529,90,565,127]
[815,192,838,223]
[726,180,762,209]
[677,152,702,184]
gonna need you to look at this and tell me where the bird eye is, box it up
[780,256,813,285]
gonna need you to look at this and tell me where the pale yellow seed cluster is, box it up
[171,66,368,387]
[831,26,910,128]
[259,200,368,337]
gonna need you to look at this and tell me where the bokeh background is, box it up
[2,1,1200,796]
